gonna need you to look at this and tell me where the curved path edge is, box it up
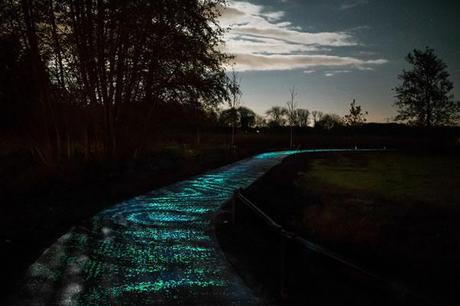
[11,149,381,305]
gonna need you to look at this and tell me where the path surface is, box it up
[14,149,362,305]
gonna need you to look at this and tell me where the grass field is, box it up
[299,152,460,207]
[241,151,460,305]
[296,153,460,263]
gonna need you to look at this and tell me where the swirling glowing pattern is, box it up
[15,149,378,305]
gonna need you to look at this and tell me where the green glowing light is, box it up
[18,149,380,305]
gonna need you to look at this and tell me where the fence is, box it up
[229,189,436,306]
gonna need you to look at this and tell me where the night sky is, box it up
[220,0,460,122]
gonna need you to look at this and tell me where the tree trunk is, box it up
[21,0,56,163]
[48,0,65,88]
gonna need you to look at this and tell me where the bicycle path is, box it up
[15,149,363,305]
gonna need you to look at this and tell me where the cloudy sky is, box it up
[220,0,460,122]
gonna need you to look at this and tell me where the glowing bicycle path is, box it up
[17,149,371,305]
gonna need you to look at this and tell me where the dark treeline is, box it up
[1,2,460,169]
[0,0,230,164]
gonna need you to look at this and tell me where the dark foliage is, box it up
[0,0,231,162]
[344,99,367,126]
[219,106,256,130]
[394,47,460,126]
[315,113,343,130]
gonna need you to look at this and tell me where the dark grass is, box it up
[1,128,459,301]
[293,152,460,305]
[217,151,460,306]
[0,143,260,299]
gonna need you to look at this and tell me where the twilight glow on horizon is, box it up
[220,0,460,122]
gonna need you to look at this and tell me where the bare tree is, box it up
[311,110,324,127]
[286,86,298,148]
[316,113,343,130]
[227,69,241,146]
[20,0,62,163]
[266,106,287,127]
[254,114,266,128]
[295,109,310,127]
[4,0,232,160]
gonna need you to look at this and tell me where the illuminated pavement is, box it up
[16,149,368,305]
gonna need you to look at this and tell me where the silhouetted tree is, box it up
[266,106,287,127]
[219,108,237,127]
[394,47,460,126]
[254,114,266,128]
[295,109,310,127]
[344,99,368,126]
[286,86,298,148]
[18,0,61,163]
[227,69,241,145]
[219,106,255,131]
[1,0,232,160]
[311,110,324,127]
[238,107,256,130]
[316,113,343,130]
[0,35,30,131]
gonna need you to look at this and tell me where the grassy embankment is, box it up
[297,152,460,291]
[222,151,460,305]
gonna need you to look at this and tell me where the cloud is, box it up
[234,27,356,47]
[220,1,386,72]
[219,6,246,19]
[324,70,352,77]
[231,53,387,72]
[339,0,369,10]
[225,33,328,55]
